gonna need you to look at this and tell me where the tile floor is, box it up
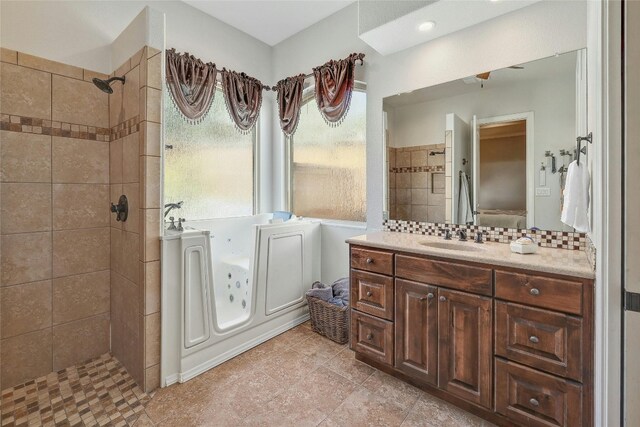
[1,322,494,427]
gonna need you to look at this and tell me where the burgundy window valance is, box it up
[165,48,217,123]
[313,52,365,126]
[221,69,264,133]
[275,74,306,137]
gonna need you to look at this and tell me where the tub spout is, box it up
[164,201,183,218]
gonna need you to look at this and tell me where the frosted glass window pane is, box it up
[292,90,366,222]
[164,89,254,220]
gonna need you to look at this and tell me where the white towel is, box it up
[561,160,591,232]
[458,172,474,224]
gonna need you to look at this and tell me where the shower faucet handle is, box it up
[167,216,177,231]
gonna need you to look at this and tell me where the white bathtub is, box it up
[160,214,321,385]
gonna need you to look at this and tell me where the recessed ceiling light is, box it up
[418,21,436,32]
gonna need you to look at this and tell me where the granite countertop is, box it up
[346,231,595,280]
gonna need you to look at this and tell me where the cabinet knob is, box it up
[366,333,373,340]
[439,296,447,302]
[366,258,374,264]
[366,291,373,297]
[530,288,540,296]
[529,398,540,407]
[529,335,540,344]
[419,293,434,301]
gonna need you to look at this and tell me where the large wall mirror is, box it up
[383,49,588,231]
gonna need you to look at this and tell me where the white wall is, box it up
[271,0,587,230]
[387,73,576,230]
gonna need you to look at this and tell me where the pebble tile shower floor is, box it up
[1,322,495,426]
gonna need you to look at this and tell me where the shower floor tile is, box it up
[1,322,495,426]
[1,354,148,427]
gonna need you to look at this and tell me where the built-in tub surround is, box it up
[109,45,163,392]
[347,231,594,279]
[0,48,110,391]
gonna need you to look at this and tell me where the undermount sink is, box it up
[419,241,485,252]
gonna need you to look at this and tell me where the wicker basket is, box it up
[306,295,349,344]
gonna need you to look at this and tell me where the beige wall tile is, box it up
[52,270,109,325]
[110,227,123,276]
[411,205,429,222]
[52,137,109,183]
[411,172,428,189]
[130,47,145,68]
[396,173,410,189]
[144,364,160,392]
[122,231,140,284]
[115,58,131,78]
[139,85,147,122]
[110,138,123,184]
[396,151,411,168]
[0,47,17,64]
[428,192,445,207]
[52,184,109,230]
[52,313,109,371]
[0,131,51,183]
[52,228,109,277]
[139,48,148,88]
[1,280,51,338]
[411,150,427,167]
[110,184,123,229]
[427,151,445,167]
[142,209,161,262]
[144,312,160,368]
[1,328,52,388]
[411,189,428,205]
[122,183,139,233]
[142,156,161,208]
[397,205,411,221]
[427,205,445,223]
[146,88,162,123]
[123,132,140,183]
[83,69,110,83]
[396,189,411,205]
[0,62,51,118]
[1,183,51,233]
[147,54,162,90]
[110,80,124,127]
[1,232,52,286]
[122,66,140,122]
[141,121,161,156]
[147,47,161,59]
[18,53,83,80]
[143,261,160,315]
[52,75,108,128]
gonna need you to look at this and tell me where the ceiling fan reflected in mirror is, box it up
[465,65,525,88]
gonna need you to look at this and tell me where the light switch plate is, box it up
[536,187,551,197]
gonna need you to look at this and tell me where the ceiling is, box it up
[183,0,354,46]
[384,49,579,107]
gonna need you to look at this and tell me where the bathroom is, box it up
[0,0,638,426]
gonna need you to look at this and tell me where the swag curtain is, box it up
[313,53,365,126]
[165,48,217,123]
[275,74,306,137]
[221,69,264,133]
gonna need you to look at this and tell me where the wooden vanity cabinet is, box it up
[349,244,594,427]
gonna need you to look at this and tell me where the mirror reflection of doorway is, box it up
[473,113,533,228]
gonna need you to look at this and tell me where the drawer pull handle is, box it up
[529,398,540,407]
[366,258,374,264]
[366,333,373,340]
[420,293,435,301]
[530,288,540,296]
[366,291,373,297]
[529,335,540,344]
[439,296,447,302]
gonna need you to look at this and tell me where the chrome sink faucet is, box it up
[457,230,468,241]
[164,201,183,219]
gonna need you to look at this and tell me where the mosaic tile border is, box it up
[390,165,445,174]
[110,115,140,141]
[0,114,110,141]
[383,219,588,251]
[0,354,148,427]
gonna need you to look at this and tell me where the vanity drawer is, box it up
[495,359,583,427]
[351,269,394,320]
[495,302,583,381]
[350,310,394,366]
[351,247,394,275]
[395,255,492,296]
[495,271,583,315]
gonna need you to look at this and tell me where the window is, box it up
[164,88,256,220]
[288,85,366,222]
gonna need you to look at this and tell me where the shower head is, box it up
[92,76,125,94]
[429,150,445,156]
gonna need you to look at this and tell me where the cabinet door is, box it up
[438,288,492,408]
[395,279,438,385]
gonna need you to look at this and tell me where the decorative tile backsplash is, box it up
[383,219,589,251]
